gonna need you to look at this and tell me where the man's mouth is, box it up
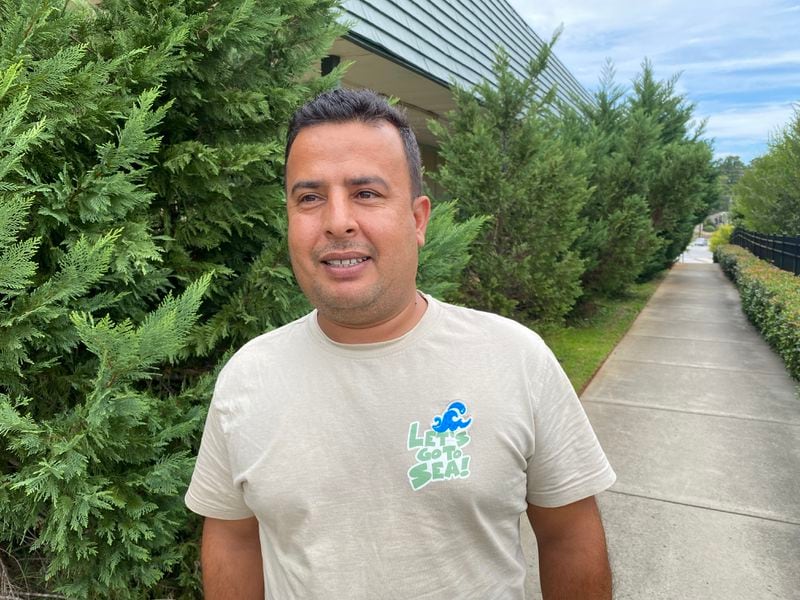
[323,257,370,267]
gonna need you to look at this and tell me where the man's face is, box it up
[285,120,431,328]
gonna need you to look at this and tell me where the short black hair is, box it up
[286,88,423,198]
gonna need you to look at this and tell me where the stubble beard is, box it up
[292,242,389,328]
[295,250,419,330]
[308,280,395,328]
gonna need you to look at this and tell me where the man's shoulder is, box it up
[433,298,546,350]
[220,312,314,373]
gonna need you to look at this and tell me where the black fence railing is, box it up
[731,228,800,276]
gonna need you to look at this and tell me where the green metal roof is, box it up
[340,0,593,109]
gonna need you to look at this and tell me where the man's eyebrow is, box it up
[347,176,389,188]
[289,180,322,195]
[289,176,389,196]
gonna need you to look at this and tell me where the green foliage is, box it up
[0,0,347,597]
[709,224,733,253]
[558,59,717,299]
[1,1,483,596]
[562,62,660,298]
[733,107,800,235]
[417,201,486,300]
[0,4,214,596]
[715,244,800,380]
[2,277,211,598]
[2,135,211,599]
[430,43,589,322]
[628,60,718,277]
[713,155,746,213]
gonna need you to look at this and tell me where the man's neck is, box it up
[316,292,428,344]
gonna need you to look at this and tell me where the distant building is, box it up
[323,0,591,187]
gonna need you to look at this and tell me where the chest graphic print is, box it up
[406,401,472,491]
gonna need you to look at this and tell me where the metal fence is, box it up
[731,228,800,276]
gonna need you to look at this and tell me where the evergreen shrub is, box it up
[417,201,486,299]
[628,61,717,277]
[733,106,800,235]
[561,62,660,299]
[1,1,481,597]
[709,224,733,253]
[431,43,588,323]
[715,244,800,380]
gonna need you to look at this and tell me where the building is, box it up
[324,0,591,178]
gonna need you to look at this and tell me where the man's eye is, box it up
[299,194,321,203]
[356,190,378,200]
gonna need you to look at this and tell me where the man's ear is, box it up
[413,196,432,247]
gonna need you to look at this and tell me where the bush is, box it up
[709,224,733,253]
[0,3,483,596]
[733,106,800,235]
[629,61,718,277]
[715,244,800,380]
[417,201,486,299]
[430,44,588,323]
[561,62,660,299]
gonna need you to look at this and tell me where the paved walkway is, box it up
[523,262,800,599]
[678,236,714,264]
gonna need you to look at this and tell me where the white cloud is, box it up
[703,103,796,141]
[664,51,800,78]
[509,0,800,83]
[506,0,800,161]
[685,70,800,97]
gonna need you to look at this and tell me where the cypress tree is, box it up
[430,43,589,323]
[0,13,212,595]
[563,62,660,298]
[734,107,800,235]
[628,61,716,275]
[1,2,481,595]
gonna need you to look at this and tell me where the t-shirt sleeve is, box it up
[185,397,255,520]
[525,341,616,507]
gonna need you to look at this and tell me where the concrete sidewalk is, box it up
[523,263,800,599]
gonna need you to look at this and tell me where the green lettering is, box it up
[407,422,424,449]
[431,461,444,480]
[444,460,460,478]
[425,429,438,446]
[408,462,432,491]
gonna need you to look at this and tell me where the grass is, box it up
[537,274,666,394]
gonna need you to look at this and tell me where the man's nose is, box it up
[323,193,358,237]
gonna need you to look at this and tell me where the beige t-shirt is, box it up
[185,295,615,599]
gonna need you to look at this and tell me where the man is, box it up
[185,88,616,599]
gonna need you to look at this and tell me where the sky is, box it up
[507,0,800,163]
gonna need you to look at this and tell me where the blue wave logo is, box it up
[431,401,472,433]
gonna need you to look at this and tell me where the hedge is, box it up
[715,244,800,381]
[709,224,733,253]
